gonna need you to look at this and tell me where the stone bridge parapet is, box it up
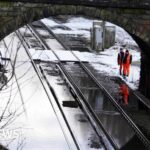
[3,0,150,9]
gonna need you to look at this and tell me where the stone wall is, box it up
[2,0,150,9]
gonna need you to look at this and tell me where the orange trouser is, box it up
[123,63,130,76]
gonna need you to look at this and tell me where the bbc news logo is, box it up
[0,129,21,140]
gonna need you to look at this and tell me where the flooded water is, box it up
[84,62,150,143]
[41,63,105,150]
[63,62,148,149]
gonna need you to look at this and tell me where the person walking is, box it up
[117,48,124,75]
[123,50,132,77]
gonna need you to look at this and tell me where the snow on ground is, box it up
[0,16,138,90]
[45,39,64,50]
[42,16,141,90]
[42,17,138,47]
[42,17,92,38]
[29,48,57,61]
[74,47,140,90]
[0,17,141,90]
[0,16,141,149]
[28,45,140,90]
[0,32,73,150]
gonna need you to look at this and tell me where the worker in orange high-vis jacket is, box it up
[123,50,132,77]
[117,48,124,75]
[119,83,129,105]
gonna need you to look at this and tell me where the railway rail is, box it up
[15,26,110,150]
[39,21,150,146]
[15,21,150,150]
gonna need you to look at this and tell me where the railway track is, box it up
[15,21,150,150]
[16,25,111,150]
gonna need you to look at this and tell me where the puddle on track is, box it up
[63,62,148,150]
[85,63,150,142]
[41,63,105,150]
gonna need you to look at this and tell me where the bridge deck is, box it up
[1,0,150,9]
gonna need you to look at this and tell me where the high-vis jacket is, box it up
[123,53,132,65]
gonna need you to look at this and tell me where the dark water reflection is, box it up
[64,63,148,149]
[115,82,150,142]
[81,88,135,149]
[42,63,104,150]
[83,62,150,143]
